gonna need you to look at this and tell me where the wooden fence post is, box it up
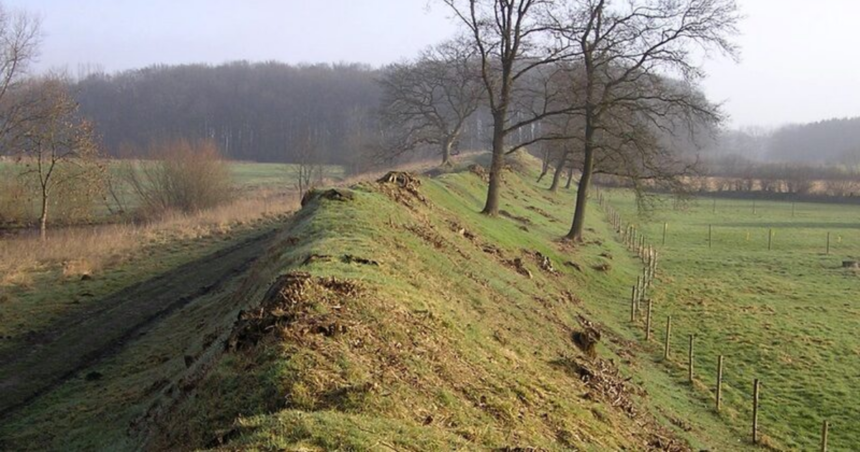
[716,355,724,412]
[826,232,831,255]
[688,335,694,382]
[752,379,760,444]
[662,222,668,245]
[645,299,653,341]
[821,420,829,452]
[630,285,637,322]
[663,316,672,360]
[709,225,713,249]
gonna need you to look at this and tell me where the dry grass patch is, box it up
[0,191,300,287]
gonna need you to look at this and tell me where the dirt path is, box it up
[0,228,280,418]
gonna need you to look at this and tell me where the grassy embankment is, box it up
[139,154,751,451]
[608,193,860,450]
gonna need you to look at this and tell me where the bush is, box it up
[0,167,31,225]
[124,139,233,216]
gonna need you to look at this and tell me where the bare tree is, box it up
[0,3,40,148]
[556,0,740,241]
[291,129,325,194]
[379,39,484,166]
[441,0,578,215]
[15,77,101,240]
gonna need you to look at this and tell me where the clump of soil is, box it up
[301,188,355,207]
[534,251,557,274]
[576,358,642,417]
[525,205,558,222]
[406,224,447,249]
[592,263,612,272]
[377,171,426,206]
[448,220,476,240]
[507,257,533,279]
[499,210,532,225]
[572,325,601,359]
[468,164,489,182]
[565,261,583,272]
[227,272,362,351]
[342,255,380,266]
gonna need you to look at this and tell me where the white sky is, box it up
[7,0,860,128]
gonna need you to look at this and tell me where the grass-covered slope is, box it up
[152,155,740,451]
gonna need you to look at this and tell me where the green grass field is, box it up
[0,160,344,223]
[229,161,344,192]
[607,193,860,450]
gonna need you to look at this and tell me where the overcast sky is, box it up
[7,0,860,128]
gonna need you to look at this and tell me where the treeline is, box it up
[698,155,860,196]
[707,117,860,165]
[73,62,384,166]
[768,117,860,164]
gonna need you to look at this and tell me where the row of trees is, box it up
[700,155,860,196]
[73,62,386,168]
[768,117,860,165]
[379,0,740,241]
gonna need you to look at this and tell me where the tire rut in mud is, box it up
[0,228,280,418]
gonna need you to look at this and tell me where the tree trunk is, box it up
[441,139,453,166]
[482,113,506,216]
[568,41,597,242]
[537,148,550,182]
[567,136,595,242]
[39,189,49,241]
[565,165,575,189]
[549,151,569,192]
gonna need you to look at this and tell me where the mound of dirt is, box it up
[592,263,612,272]
[301,188,355,207]
[534,251,557,274]
[227,272,362,351]
[572,326,601,359]
[468,164,489,182]
[377,171,426,206]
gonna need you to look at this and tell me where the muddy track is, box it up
[0,228,281,418]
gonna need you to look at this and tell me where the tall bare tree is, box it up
[15,77,101,239]
[558,0,740,241]
[379,39,484,166]
[0,3,40,148]
[441,0,578,215]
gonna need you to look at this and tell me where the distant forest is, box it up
[73,61,489,168]
[707,118,860,166]
[72,61,859,167]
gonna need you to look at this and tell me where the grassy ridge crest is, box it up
[153,154,742,451]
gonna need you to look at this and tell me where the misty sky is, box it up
[8,0,860,128]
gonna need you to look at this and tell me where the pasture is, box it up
[0,160,343,225]
[608,193,860,450]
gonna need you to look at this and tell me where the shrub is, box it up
[124,139,234,216]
